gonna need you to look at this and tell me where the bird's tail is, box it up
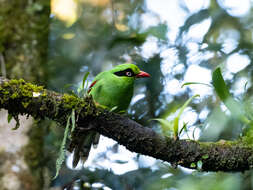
[69,131,100,168]
[93,133,100,148]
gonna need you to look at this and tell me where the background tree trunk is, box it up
[0,0,50,189]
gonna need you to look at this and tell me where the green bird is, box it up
[71,63,150,167]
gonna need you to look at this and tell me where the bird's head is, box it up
[111,63,150,79]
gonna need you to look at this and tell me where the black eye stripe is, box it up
[114,69,135,77]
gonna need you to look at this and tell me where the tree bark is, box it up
[1,77,253,172]
[0,0,50,189]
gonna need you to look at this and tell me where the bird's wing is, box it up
[87,71,107,93]
[88,80,98,93]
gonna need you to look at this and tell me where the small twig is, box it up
[0,53,6,77]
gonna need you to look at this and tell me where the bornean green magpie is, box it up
[72,63,150,167]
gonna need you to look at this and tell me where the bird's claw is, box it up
[78,123,93,132]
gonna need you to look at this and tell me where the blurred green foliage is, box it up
[44,0,253,189]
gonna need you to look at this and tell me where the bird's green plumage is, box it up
[90,64,141,112]
[71,63,147,167]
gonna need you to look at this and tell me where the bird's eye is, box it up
[114,69,134,77]
[126,71,132,77]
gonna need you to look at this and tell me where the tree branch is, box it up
[0,77,253,172]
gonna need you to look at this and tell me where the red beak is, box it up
[136,71,150,78]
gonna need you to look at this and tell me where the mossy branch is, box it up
[1,77,253,172]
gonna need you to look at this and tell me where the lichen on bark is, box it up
[0,0,50,83]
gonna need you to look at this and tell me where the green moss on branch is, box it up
[0,78,97,125]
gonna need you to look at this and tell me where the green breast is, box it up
[90,73,134,112]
